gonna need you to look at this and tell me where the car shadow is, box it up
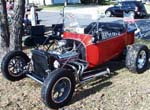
[106,60,125,72]
[37,8,43,12]
[70,81,112,105]
[74,82,111,99]
[68,60,123,105]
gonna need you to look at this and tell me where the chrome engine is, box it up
[31,39,80,77]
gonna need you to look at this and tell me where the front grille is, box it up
[31,49,80,78]
[32,50,49,77]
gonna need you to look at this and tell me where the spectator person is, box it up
[23,14,31,35]
[24,14,31,26]
[6,1,14,10]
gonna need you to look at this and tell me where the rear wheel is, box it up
[41,68,75,109]
[125,44,149,73]
[1,51,30,81]
[105,11,112,17]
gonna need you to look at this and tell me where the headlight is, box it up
[92,37,95,42]
[53,60,60,68]
[58,40,66,47]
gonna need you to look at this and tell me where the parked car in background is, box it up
[105,1,147,18]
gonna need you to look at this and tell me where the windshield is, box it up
[62,6,125,34]
[115,2,122,7]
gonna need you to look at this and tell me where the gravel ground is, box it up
[0,22,150,110]
[0,61,150,110]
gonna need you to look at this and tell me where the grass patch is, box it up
[39,3,113,11]
[145,4,150,14]
[39,3,88,11]
[101,1,116,5]
[136,38,150,48]
[39,4,64,11]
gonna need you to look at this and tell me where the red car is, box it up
[1,21,149,109]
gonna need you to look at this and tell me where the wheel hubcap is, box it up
[106,11,111,17]
[51,77,71,103]
[130,11,135,17]
[137,50,147,69]
[8,56,26,77]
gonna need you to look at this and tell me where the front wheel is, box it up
[125,44,149,73]
[1,51,30,81]
[41,68,75,109]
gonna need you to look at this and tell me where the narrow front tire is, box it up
[41,68,75,109]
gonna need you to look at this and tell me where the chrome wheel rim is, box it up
[106,11,111,17]
[51,77,71,103]
[129,11,135,17]
[137,50,147,69]
[8,56,26,77]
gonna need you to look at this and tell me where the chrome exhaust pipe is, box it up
[80,68,110,84]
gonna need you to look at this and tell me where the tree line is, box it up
[80,0,108,5]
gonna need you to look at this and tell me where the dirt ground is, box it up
[0,61,150,110]
[0,34,149,110]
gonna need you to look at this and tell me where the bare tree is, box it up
[0,0,26,65]
[43,0,46,6]
[10,0,25,50]
[0,0,10,63]
[26,0,29,4]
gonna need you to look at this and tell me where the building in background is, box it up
[115,0,150,2]
[26,0,81,5]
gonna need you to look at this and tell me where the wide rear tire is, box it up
[125,44,149,73]
[41,68,75,109]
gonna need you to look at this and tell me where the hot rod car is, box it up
[1,20,149,109]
